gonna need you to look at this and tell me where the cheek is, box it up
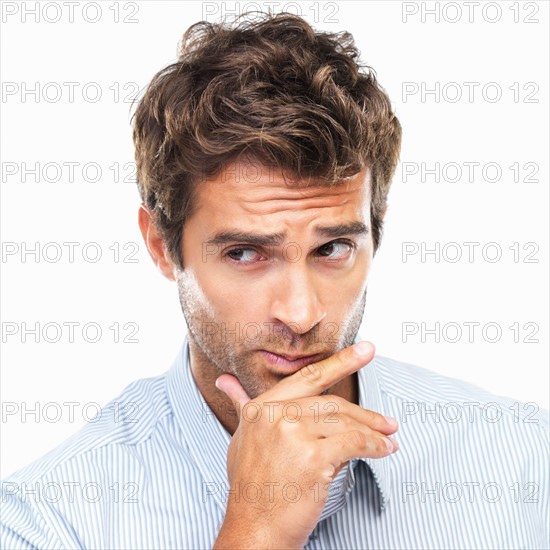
[191,263,263,322]
[330,252,370,304]
[176,262,224,317]
[330,244,371,280]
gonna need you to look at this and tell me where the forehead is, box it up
[193,160,371,226]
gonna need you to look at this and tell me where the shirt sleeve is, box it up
[1,482,80,550]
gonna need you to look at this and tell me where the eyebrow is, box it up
[204,221,369,246]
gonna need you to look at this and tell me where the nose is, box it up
[268,263,326,335]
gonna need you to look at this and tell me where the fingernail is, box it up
[354,341,372,357]
[385,437,399,453]
[385,415,398,428]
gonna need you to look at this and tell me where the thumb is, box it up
[215,374,251,422]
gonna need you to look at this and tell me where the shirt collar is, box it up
[166,334,392,517]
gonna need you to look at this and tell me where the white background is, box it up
[1,0,548,477]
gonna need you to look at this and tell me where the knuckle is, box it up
[350,430,368,451]
[367,410,385,427]
[332,412,351,428]
[300,362,323,385]
[279,416,301,434]
[328,347,357,375]
[334,349,350,369]
[319,397,343,422]
[302,444,320,464]
[362,409,386,430]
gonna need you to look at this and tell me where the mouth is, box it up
[259,350,325,373]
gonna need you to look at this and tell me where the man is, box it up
[1,12,548,550]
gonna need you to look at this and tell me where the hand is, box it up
[212,341,399,550]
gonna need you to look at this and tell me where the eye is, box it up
[316,240,355,261]
[224,247,265,264]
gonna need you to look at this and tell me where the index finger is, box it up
[261,341,374,402]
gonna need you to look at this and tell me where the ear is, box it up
[138,204,176,281]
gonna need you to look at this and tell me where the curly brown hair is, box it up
[132,12,402,269]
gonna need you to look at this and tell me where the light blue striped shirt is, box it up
[2,335,549,549]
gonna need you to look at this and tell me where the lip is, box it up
[259,350,324,373]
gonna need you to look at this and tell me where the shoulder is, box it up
[3,371,172,486]
[1,372,175,548]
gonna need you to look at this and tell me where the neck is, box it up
[187,338,360,436]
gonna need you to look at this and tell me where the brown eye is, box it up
[226,247,263,263]
[317,240,354,260]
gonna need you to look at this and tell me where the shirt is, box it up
[1,334,548,549]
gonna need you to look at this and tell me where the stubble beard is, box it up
[176,268,367,400]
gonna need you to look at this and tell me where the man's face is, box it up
[176,160,374,400]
